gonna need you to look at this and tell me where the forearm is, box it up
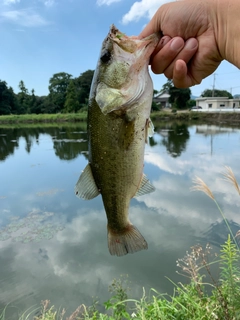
[211,0,240,67]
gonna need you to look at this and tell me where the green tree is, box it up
[75,69,94,107]
[0,80,16,115]
[48,72,72,113]
[151,100,160,111]
[160,79,191,109]
[151,89,161,111]
[201,89,233,98]
[187,99,197,108]
[17,80,30,114]
[160,79,173,94]
[169,86,191,109]
[29,89,37,113]
[64,80,80,113]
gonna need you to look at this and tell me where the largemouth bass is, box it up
[75,25,159,256]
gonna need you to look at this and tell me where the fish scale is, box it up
[75,25,159,256]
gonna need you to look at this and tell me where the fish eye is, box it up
[100,50,111,63]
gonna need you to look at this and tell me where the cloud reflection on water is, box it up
[0,123,240,318]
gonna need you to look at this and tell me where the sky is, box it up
[0,0,240,98]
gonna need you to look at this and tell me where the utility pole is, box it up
[212,73,216,97]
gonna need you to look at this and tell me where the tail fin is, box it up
[108,225,148,257]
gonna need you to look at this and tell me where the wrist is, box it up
[210,0,240,67]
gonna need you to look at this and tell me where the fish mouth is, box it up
[108,24,160,54]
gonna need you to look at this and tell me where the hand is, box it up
[140,0,223,88]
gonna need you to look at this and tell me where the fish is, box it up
[75,25,159,256]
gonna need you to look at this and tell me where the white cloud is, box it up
[3,0,20,4]
[97,0,121,6]
[0,9,49,27]
[43,0,55,7]
[122,0,173,24]
[145,150,190,175]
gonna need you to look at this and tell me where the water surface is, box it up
[0,122,240,317]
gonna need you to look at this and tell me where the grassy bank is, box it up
[1,110,240,125]
[2,167,240,320]
[0,113,87,124]
[151,110,240,124]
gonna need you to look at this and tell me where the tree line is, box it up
[0,70,94,115]
[0,70,234,115]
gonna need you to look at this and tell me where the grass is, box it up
[1,110,240,125]
[1,167,240,319]
[0,113,87,124]
[151,110,240,123]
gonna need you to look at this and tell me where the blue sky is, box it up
[1,0,240,98]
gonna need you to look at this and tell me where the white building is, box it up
[195,97,240,109]
[153,92,171,108]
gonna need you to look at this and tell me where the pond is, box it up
[0,121,240,318]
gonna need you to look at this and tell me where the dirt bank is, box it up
[151,111,240,124]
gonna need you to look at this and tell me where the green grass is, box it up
[0,113,87,124]
[1,167,240,320]
[1,110,240,125]
[151,110,240,123]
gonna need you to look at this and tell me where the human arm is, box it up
[140,0,240,88]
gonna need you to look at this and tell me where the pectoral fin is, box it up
[134,174,155,197]
[75,163,100,200]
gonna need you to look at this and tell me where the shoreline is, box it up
[0,113,87,125]
[1,111,240,125]
[150,110,240,124]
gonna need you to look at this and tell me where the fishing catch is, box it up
[75,25,159,256]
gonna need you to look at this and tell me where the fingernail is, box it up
[170,38,184,51]
[185,38,198,50]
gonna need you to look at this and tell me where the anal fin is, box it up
[134,174,155,197]
[75,163,100,200]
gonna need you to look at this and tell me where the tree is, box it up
[160,79,173,94]
[64,80,80,113]
[151,89,161,111]
[169,86,191,109]
[75,70,94,107]
[48,72,72,113]
[17,80,30,114]
[187,99,197,108]
[159,79,191,109]
[0,80,15,115]
[151,100,160,111]
[201,89,233,98]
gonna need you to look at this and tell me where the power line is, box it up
[229,85,240,89]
